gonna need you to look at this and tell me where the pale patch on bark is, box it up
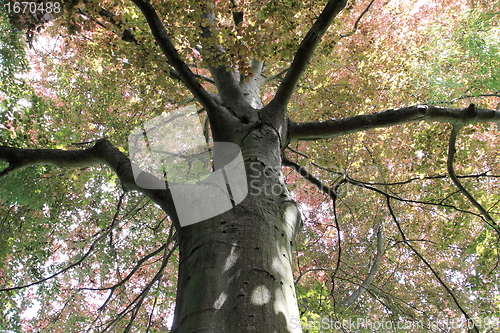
[251,285,271,305]
[273,286,302,333]
[214,292,227,310]
[223,245,240,272]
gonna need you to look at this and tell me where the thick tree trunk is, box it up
[171,123,303,332]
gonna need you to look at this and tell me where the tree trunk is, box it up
[171,122,303,332]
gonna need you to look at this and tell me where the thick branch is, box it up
[290,105,500,141]
[78,3,217,87]
[198,3,252,112]
[0,140,176,218]
[270,0,348,108]
[239,59,265,109]
[0,145,101,177]
[129,0,221,116]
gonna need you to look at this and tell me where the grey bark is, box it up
[172,121,303,332]
[3,0,500,332]
[290,105,500,141]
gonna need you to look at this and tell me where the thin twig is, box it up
[0,193,126,292]
[340,0,377,38]
[387,197,480,333]
[447,124,500,234]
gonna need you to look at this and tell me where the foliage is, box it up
[1,0,499,332]
[415,7,500,103]
[0,9,28,99]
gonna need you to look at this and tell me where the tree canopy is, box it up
[1,0,500,332]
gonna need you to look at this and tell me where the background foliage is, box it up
[1,0,499,332]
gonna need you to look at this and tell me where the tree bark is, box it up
[171,119,303,332]
[289,105,500,141]
[0,117,305,332]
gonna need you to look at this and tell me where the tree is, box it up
[1,0,500,332]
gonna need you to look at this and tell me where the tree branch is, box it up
[295,268,336,285]
[345,175,488,222]
[339,0,376,38]
[81,243,167,306]
[79,2,217,87]
[198,2,252,112]
[101,240,177,332]
[263,67,289,84]
[282,156,338,200]
[0,139,176,219]
[270,0,348,109]
[238,59,265,109]
[0,193,126,292]
[283,156,344,296]
[340,223,385,308]
[129,0,223,117]
[447,121,499,233]
[430,91,500,105]
[387,197,480,333]
[77,3,139,44]
[290,105,500,141]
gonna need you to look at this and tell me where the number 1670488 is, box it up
[5,1,61,14]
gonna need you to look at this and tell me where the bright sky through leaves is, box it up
[0,0,500,331]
